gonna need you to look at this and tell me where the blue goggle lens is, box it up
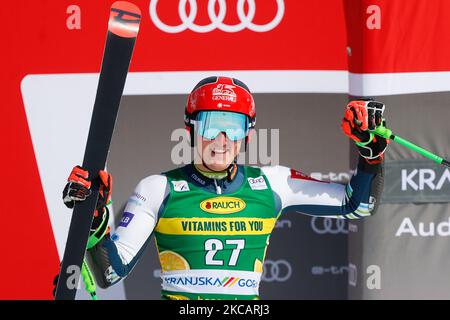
[195,111,249,141]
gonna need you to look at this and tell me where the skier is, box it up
[61,76,387,300]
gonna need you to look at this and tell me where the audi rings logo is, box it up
[261,259,292,282]
[311,217,348,235]
[149,0,285,33]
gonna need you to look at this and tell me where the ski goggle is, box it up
[194,111,249,141]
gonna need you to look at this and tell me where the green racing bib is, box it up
[154,166,278,300]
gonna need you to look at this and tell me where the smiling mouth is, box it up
[211,149,228,155]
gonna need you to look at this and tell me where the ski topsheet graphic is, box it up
[55,1,141,300]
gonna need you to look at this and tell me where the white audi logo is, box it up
[311,217,348,235]
[261,259,292,282]
[149,0,285,33]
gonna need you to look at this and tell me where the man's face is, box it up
[196,133,242,171]
[193,111,248,172]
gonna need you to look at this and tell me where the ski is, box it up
[55,1,141,300]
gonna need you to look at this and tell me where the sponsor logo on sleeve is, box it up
[132,192,147,202]
[310,171,354,183]
[248,176,268,190]
[172,180,190,192]
[119,212,135,228]
[290,169,329,183]
[105,266,120,284]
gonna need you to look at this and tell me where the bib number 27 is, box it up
[205,239,245,266]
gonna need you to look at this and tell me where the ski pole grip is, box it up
[81,260,97,299]
[372,126,392,139]
[372,125,449,168]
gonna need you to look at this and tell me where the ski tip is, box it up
[109,1,141,38]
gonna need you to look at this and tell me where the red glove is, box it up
[62,166,91,208]
[62,166,112,211]
[341,99,389,164]
[341,100,385,142]
[97,170,112,210]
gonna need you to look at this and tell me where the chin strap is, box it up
[196,158,238,182]
[226,159,238,182]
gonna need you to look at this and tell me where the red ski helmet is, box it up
[185,76,256,147]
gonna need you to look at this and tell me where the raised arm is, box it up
[261,99,388,220]
[262,158,383,219]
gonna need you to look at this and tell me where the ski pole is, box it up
[371,126,450,168]
[81,259,98,300]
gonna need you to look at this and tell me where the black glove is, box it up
[341,99,389,164]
